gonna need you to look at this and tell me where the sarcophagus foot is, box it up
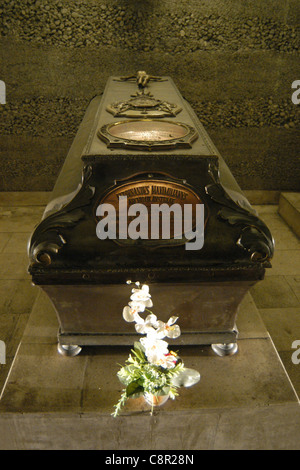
[28,72,274,356]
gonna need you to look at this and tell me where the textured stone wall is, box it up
[0,0,299,191]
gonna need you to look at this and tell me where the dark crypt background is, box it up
[0,0,299,192]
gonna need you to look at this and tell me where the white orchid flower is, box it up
[128,300,147,313]
[157,352,178,369]
[122,301,145,324]
[140,336,169,365]
[155,316,181,339]
[134,313,159,335]
[134,314,181,340]
[130,284,153,307]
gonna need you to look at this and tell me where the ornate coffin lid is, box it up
[49,74,243,203]
[82,75,217,158]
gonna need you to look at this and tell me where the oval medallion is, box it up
[95,179,204,245]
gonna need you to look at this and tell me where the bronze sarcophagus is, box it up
[28,71,274,357]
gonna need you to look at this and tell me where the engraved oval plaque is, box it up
[108,120,188,141]
[96,179,204,245]
[98,119,198,150]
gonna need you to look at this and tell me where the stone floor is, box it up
[249,202,300,397]
[0,192,299,397]
[0,192,49,390]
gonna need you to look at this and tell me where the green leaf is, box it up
[128,390,144,399]
[117,372,130,386]
[159,386,171,396]
[126,380,144,398]
[134,341,143,351]
[132,342,146,362]
[112,389,128,418]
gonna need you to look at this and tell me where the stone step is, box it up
[278,192,300,238]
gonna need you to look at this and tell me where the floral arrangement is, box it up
[112,282,200,417]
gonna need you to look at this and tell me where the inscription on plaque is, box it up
[96,179,205,247]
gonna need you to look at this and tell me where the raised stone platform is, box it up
[0,289,299,450]
[279,192,300,239]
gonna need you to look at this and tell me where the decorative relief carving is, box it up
[106,90,182,118]
[205,163,275,264]
[28,165,95,267]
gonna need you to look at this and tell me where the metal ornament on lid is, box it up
[98,119,198,150]
[114,70,167,88]
[106,90,182,118]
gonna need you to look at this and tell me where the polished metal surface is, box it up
[57,343,82,357]
[211,342,239,356]
[98,119,198,150]
[96,177,204,242]
[109,120,187,141]
[106,90,182,118]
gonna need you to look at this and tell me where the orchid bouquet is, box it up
[112,282,200,417]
